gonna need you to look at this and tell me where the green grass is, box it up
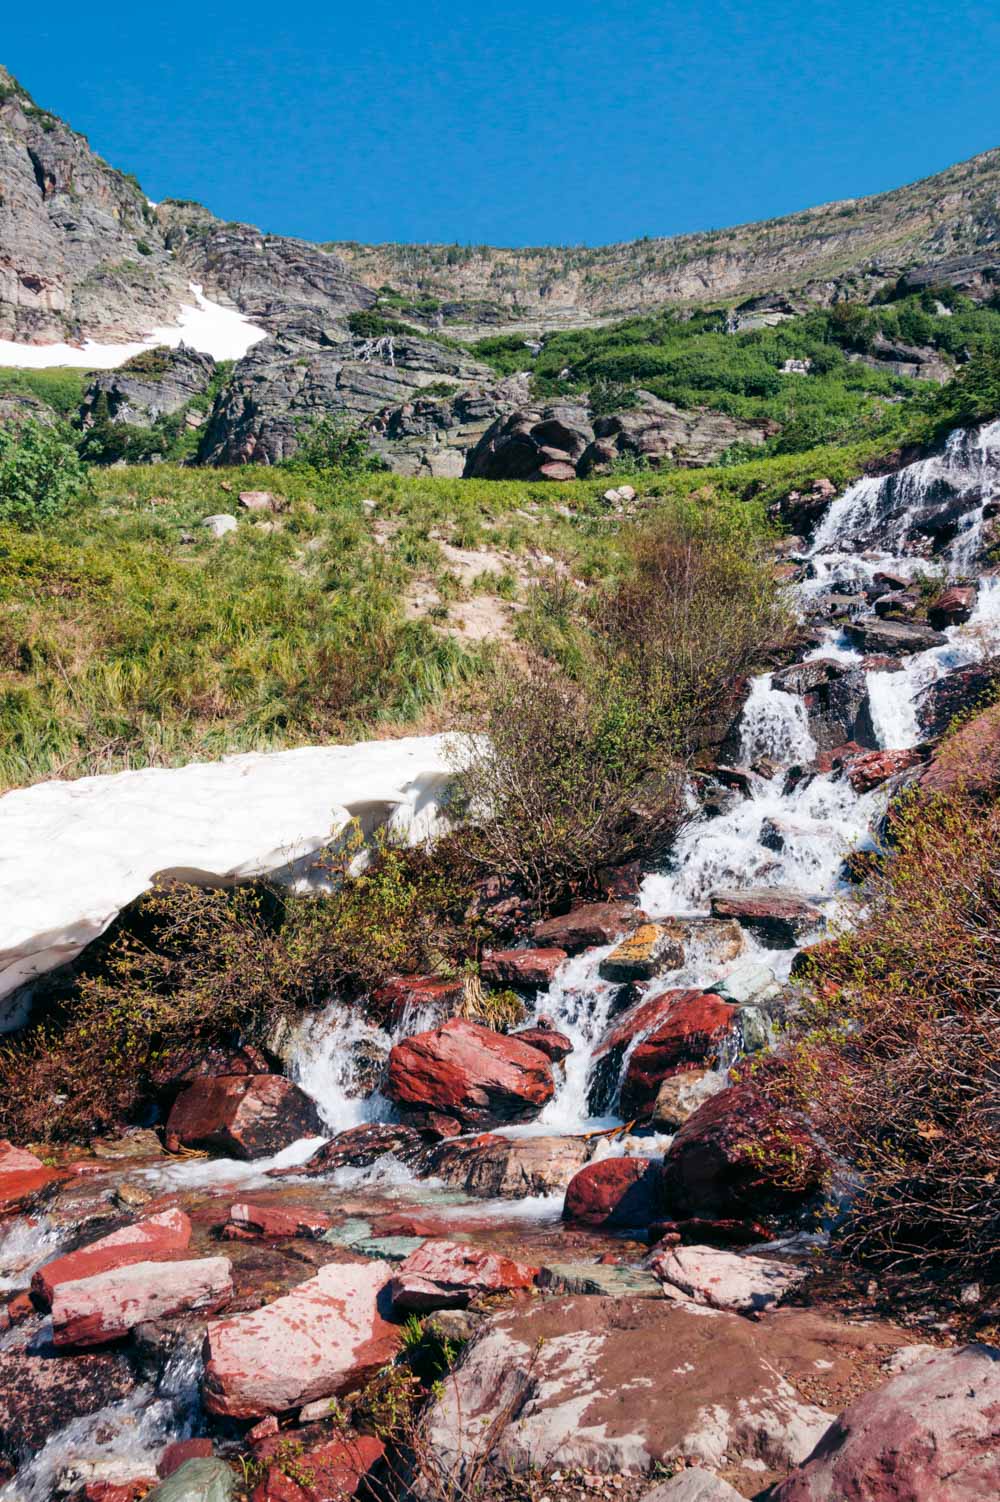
[0,367,89,418]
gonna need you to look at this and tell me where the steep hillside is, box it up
[330,150,1000,332]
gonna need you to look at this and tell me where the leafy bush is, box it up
[288,414,387,475]
[0,420,88,527]
[0,365,88,417]
[774,791,1000,1279]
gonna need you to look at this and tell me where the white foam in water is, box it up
[739,673,817,766]
[526,947,620,1132]
[136,1133,323,1193]
[0,284,267,370]
[289,1002,395,1132]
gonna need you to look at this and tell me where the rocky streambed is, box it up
[3,421,1000,1500]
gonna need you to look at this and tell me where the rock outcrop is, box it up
[79,345,216,427]
[165,1074,323,1159]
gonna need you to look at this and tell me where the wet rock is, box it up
[422,1296,910,1480]
[165,1074,323,1159]
[647,1216,772,1249]
[839,746,924,792]
[651,1069,723,1131]
[480,948,568,988]
[598,923,685,984]
[658,1083,827,1222]
[614,991,736,1119]
[203,1260,398,1418]
[249,1432,384,1502]
[563,1157,659,1228]
[872,588,918,617]
[800,666,879,752]
[770,477,838,535]
[90,1127,167,1161]
[0,1340,135,1472]
[508,1026,573,1062]
[843,616,947,655]
[158,1440,215,1479]
[709,889,823,948]
[916,661,1000,738]
[33,1209,193,1306]
[283,1122,428,1177]
[650,1244,807,1312]
[386,1018,554,1133]
[661,918,745,966]
[52,1257,233,1348]
[145,1459,236,1501]
[920,703,1000,799]
[223,1203,335,1240]
[772,1343,1000,1501]
[596,860,643,900]
[536,1262,662,1298]
[0,1139,58,1212]
[389,1240,537,1314]
[370,974,464,1026]
[426,1132,592,1198]
[772,658,848,696]
[532,902,646,954]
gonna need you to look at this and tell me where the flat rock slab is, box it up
[425,1132,593,1198]
[0,1139,59,1211]
[145,1458,236,1501]
[533,902,646,954]
[709,889,823,948]
[52,1256,233,1348]
[536,1263,662,1298]
[203,1259,398,1418]
[33,1208,192,1305]
[650,1244,807,1313]
[390,1239,538,1314]
[844,616,948,654]
[224,1202,334,1240]
[424,1297,911,1486]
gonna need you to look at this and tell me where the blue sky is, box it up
[6,1,999,247]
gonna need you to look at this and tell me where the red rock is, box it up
[532,902,646,954]
[0,1341,134,1462]
[928,584,976,629]
[386,1019,553,1132]
[165,1074,323,1159]
[593,989,736,1117]
[773,1344,1000,1501]
[0,1139,58,1212]
[370,974,464,1026]
[388,1239,538,1314]
[203,1260,399,1418]
[509,1026,573,1062]
[840,747,923,792]
[647,1217,771,1248]
[157,1438,214,1478]
[223,1202,334,1240]
[280,1122,428,1178]
[251,1433,385,1502]
[32,1209,192,1306]
[73,1484,155,1502]
[658,1083,827,1221]
[51,1256,233,1348]
[480,948,568,988]
[815,740,864,773]
[563,1157,657,1228]
[596,860,642,900]
[709,888,823,947]
[920,703,1000,799]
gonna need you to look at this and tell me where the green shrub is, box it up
[287,414,387,475]
[0,421,88,528]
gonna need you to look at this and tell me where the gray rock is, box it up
[201,514,237,538]
[536,1262,662,1298]
[369,375,531,475]
[713,962,779,1006]
[844,616,948,655]
[641,1472,746,1502]
[79,345,216,428]
[145,1458,235,1502]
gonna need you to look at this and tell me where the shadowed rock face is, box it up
[79,345,217,427]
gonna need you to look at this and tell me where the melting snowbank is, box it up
[0,284,267,369]
[0,735,468,1027]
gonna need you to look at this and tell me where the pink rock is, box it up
[386,1018,554,1132]
[250,1433,385,1502]
[0,1139,58,1212]
[371,974,464,1026]
[509,1027,573,1063]
[165,1074,323,1159]
[928,584,976,629]
[563,1156,657,1228]
[773,1344,1000,1501]
[51,1257,233,1348]
[32,1209,192,1306]
[840,747,923,792]
[480,948,568,987]
[203,1260,399,1418]
[223,1202,335,1240]
[389,1239,538,1314]
[533,902,645,954]
[650,1244,807,1312]
[157,1437,214,1478]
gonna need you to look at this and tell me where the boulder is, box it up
[202,514,238,538]
[641,1475,746,1502]
[0,1139,58,1211]
[709,889,823,948]
[920,703,1000,799]
[51,1257,233,1348]
[32,1208,192,1306]
[370,974,464,1026]
[463,404,594,480]
[839,747,924,792]
[250,1433,384,1502]
[480,948,568,988]
[165,1074,323,1159]
[843,617,947,655]
[79,345,216,428]
[658,1084,827,1221]
[772,1343,1000,1501]
[203,1259,398,1418]
[422,1296,910,1484]
[532,902,645,954]
[223,1202,335,1240]
[282,1122,428,1177]
[509,1027,573,1062]
[388,1240,538,1314]
[426,1133,593,1198]
[158,1440,215,1479]
[651,1069,723,1131]
[622,993,736,1118]
[916,661,1000,738]
[598,924,685,983]
[144,1459,236,1501]
[563,1157,658,1228]
[650,1244,807,1312]
[0,1340,135,1472]
[386,1019,553,1133]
